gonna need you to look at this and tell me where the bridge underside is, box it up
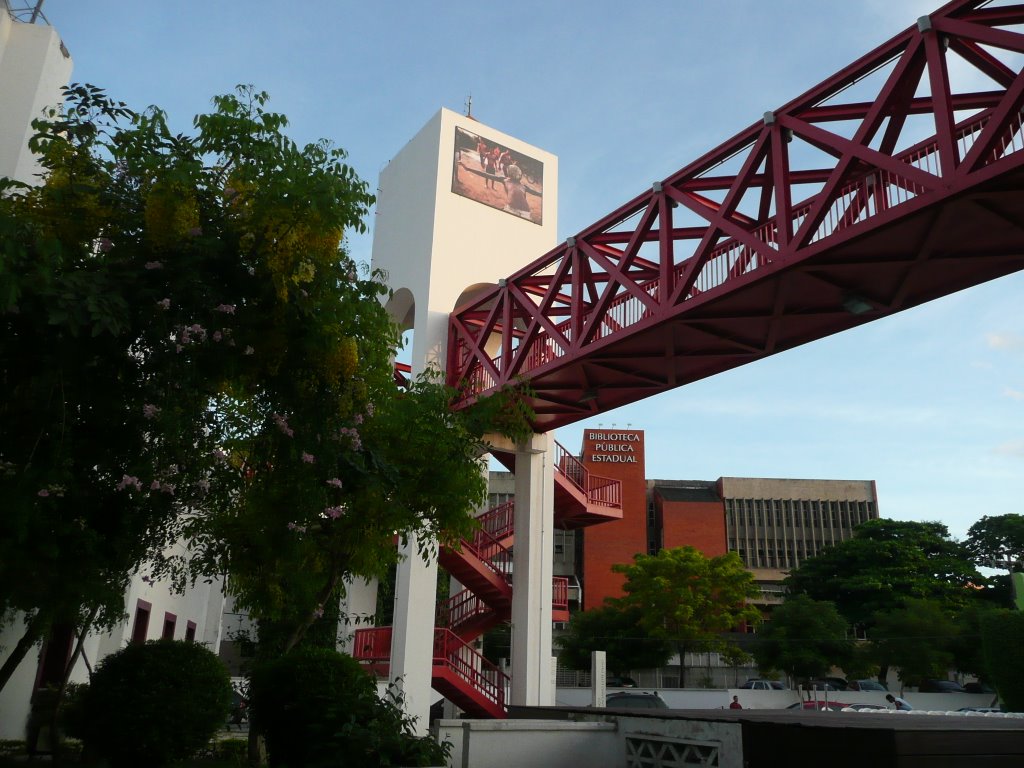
[517,169,1024,431]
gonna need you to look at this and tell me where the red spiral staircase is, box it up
[352,440,621,718]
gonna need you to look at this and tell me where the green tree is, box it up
[611,547,761,687]
[966,514,1024,572]
[555,605,672,677]
[0,84,523,696]
[752,595,853,686]
[869,598,958,692]
[784,519,980,630]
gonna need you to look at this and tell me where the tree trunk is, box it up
[50,607,99,767]
[0,612,49,695]
[282,571,341,654]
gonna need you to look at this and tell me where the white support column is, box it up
[510,431,555,706]
[591,650,607,707]
[390,535,438,735]
[338,576,378,654]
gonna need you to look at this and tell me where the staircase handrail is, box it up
[553,440,622,509]
[474,500,514,547]
[434,628,507,711]
[461,526,513,579]
[440,575,570,629]
[553,576,569,612]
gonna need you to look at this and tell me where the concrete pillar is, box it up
[338,576,378,654]
[390,535,438,735]
[510,431,555,706]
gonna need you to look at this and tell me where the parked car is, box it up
[605,691,668,709]
[787,700,848,711]
[847,679,888,692]
[919,679,966,693]
[963,681,995,694]
[740,679,786,690]
[804,679,845,691]
[607,675,637,688]
[843,703,888,711]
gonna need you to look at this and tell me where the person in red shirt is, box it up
[729,695,742,709]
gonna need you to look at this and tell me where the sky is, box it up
[40,0,1024,541]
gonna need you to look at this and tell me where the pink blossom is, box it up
[324,506,345,519]
[150,480,162,491]
[144,261,163,270]
[175,344,183,353]
[117,475,143,492]
[313,605,324,619]
[272,413,294,438]
[326,478,343,489]
[353,414,363,425]
[301,452,315,464]
[157,298,171,310]
[160,482,176,496]
[37,489,50,498]
[287,522,307,533]
[196,479,210,493]
[212,331,223,342]
[214,304,236,314]
[212,448,228,462]
[143,403,160,419]
[98,238,113,253]
[365,403,375,417]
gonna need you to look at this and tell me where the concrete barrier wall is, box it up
[438,719,618,768]
[553,687,999,711]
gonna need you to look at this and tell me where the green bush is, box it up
[251,647,449,767]
[980,610,1024,712]
[74,639,232,767]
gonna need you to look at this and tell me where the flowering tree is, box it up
[0,85,507,691]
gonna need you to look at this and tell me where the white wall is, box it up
[439,719,618,768]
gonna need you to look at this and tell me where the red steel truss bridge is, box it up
[448,0,1024,431]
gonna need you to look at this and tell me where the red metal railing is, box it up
[552,576,568,612]
[352,626,509,713]
[433,628,508,711]
[474,500,514,546]
[554,440,622,508]
[353,626,392,662]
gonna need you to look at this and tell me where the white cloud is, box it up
[987,333,1024,351]
[994,440,1024,458]
[1004,388,1024,401]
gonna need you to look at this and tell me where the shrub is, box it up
[250,647,449,767]
[980,609,1024,712]
[75,639,232,767]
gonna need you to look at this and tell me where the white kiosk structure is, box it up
[370,108,559,730]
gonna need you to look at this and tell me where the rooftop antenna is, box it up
[464,94,473,119]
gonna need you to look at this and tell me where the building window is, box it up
[131,599,152,644]
[185,621,197,642]
[162,612,177,640]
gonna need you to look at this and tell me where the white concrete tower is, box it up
[370,107,559,730]
[0,5,72,185]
